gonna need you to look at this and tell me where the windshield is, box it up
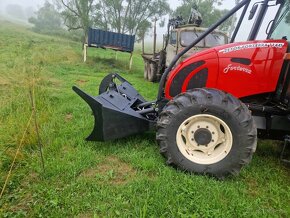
[180,31,204,47]
[269,0,290,40]
[180,31,226,47]
[206,33,227,47]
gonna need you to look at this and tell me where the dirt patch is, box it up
[246,178,259,197]
[81,168,97,178]
[76,212,94,218]
[145,171,158,181]
[61,145,75,156]
[5,172,36,214]
[5,192,33,214]
[80,156,136,185]
[0,77,10,86]
[21,172,39,188]
[76,79,88,85]
[46,77,62,88]
[65,113,73,122]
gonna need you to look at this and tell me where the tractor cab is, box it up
[268,0,290,107]
[166,25,228,66]
[268,0,290,41]
[165,10,228,67]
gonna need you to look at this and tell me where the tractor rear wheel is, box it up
[144,62,149,80]
[156,88,257,178]
[147,63,157,82]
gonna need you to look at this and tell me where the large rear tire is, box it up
[156,88,257,178]
[147,63,157,82]
[144,62,149,80]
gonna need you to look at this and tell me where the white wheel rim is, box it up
[176,114,233,165]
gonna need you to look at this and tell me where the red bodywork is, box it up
[165,40,288,99]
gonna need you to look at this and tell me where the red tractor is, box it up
[73,0,290,178]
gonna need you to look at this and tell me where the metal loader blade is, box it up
[72,74,153,141]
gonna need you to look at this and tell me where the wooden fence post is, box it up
[83,44,88,62]
[129,52,133,70]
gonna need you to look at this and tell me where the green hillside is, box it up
[0,20,289,217]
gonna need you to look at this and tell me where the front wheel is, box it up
[156,88,257,178]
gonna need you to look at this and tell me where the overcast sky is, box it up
[0,0,236,14]
[0,0,236,38]
[0,0,279,42]
[0,0,44,11]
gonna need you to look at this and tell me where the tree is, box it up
[172,0,232,32]
[57,0,169,42]
[58,0,95,41]
[28,1,63,33]
[137,20,151,42]
[94,0,170,40]
[137,19,151,53]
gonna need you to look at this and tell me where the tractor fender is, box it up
[164,49,218,99]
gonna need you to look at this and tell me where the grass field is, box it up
[0,19,289,217]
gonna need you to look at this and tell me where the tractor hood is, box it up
[164,40,288,99]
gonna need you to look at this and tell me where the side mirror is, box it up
[266,20,274,35]
[248,4,258,20]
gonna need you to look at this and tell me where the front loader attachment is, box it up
[73,73,156,141]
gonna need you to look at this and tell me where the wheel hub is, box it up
[176,114,233,165]
[194,128,212,146]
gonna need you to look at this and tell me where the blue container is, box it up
[88,28,135,53]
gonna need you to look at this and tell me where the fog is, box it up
[0,0,234,20]
[0,0,45,12]
[0,0,279,42]
[0,0,45,25]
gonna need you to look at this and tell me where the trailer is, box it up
[84,28,135,68]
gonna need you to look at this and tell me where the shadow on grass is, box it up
[93,56,118,66]
[84,131,156,152]
[256,139,283,158]
[88,56,129,71]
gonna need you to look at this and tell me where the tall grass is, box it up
[0,20,289,217]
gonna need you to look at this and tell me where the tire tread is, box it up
[157,88,257,178]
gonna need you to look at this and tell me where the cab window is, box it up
[180,31,204,47]
[269,1,290,40]
[205,33,227,47]
[170,31,177,45]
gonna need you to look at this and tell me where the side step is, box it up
[280,135,290,165]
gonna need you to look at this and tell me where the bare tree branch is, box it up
[61,0,79,16]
